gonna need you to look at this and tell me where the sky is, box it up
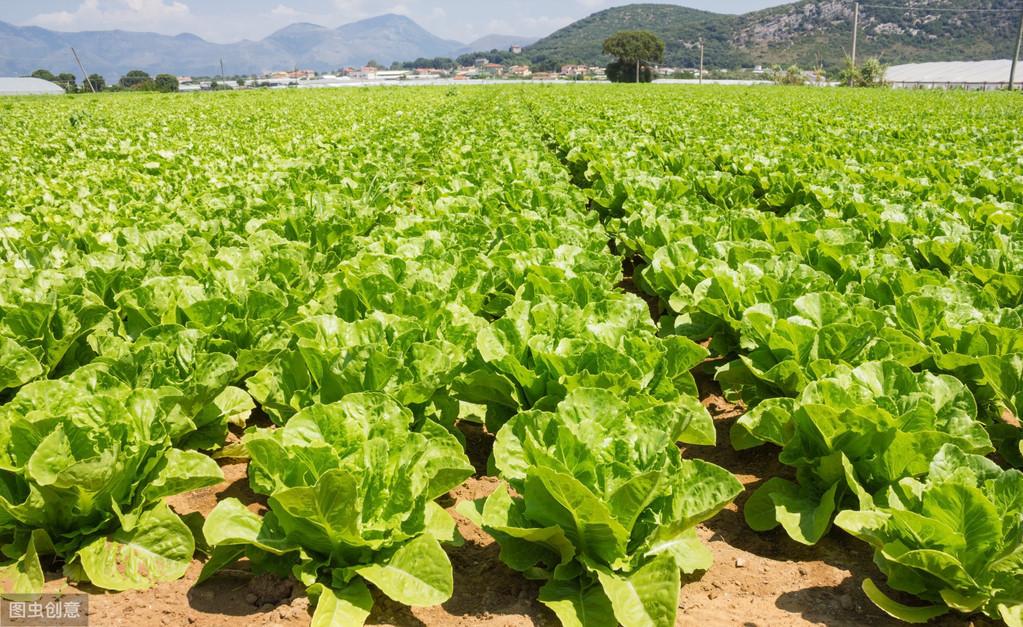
[1,0,789,44]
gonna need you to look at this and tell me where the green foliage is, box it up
[29,69,55,82]
[840,57,888,88]
[85,74,106,92]
[772,65,805,86]
[524,2,1019,70]
[201,394,473,626]
[526,4,748,69]
[733,360,993,545]
[461,388,741,627]
[605,61,654,84]
[2,84,1023,625]
[55,73,77,93]
[119,69,153,90]
[153,74,179,93]
[602,31,664,66]
[526,84,1023,620]
[457,279,713,439]
[601,31,663,83]
[0,378,223,592]
[836,445,1023,625]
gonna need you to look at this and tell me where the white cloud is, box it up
[270,4,300,18]
[29,0,192,32]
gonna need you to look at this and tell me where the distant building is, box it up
[375,70,409,81]
[508,65,532,78]
[480,63,504,77]
[509,45,523,54]
[350,67,377,80]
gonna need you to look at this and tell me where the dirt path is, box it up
[43,394,988,627]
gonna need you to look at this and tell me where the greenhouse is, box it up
[886,59,1016,90]
[0,77,65,95]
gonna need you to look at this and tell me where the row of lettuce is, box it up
[526,87,1023,625]
[0,88,743,626]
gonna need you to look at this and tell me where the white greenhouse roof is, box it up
[886,60,1015,84]
[0,77,66,95]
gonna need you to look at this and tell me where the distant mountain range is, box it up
[0,14,535,79]
[1,1,1019,79]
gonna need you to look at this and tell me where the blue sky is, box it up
[2,1,788,43]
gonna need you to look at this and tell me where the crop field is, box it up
[0,85,1021,627]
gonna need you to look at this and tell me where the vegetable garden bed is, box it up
[0,85,1020,626]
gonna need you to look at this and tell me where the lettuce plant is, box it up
[200,393,473,625]
[0,379,224,592]
[460,388,741,627]
[733,360,993,545]
[247,311,477,426]
[836,445,1022,626]
[76,324,244,450]
[0,292,108,393]
[456,283,714,444]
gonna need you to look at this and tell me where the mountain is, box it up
[525,1,1022,70]
[459,34,540,55]
[735,0,1021,68]
[525,5,746,69]
[0,13,467,79]
[3,2,1019,79]
[0,21,283,79]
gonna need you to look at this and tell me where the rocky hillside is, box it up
[525,1,1021,69]
[737,0,1020,67]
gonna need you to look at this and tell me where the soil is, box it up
[39,387,991,627]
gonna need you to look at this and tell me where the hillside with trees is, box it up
[524,0,1022,70]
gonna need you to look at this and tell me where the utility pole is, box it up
[636,58,640,83]
[1010,7,1023,90]
[71,47,96,93]
[220,58,226,81]
[699,39,704,85]
[850,2,860,87]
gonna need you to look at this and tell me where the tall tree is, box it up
[119,70,152,90]
[87,74,106,92]
[154,74,179,93]
[56,73,77,93]
[30,69,56,82]
[602,31,664,83]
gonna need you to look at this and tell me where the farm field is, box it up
[0,85,1021,627]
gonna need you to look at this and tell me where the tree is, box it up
[839,56,887,87]
[772,65,806,86]
[56,73,77,93]
[606,61,653,84]
[86,74,106,92]
[31,69,56,82]
[859,58,887,87]
[119,70,152,90]
[154,74,179,93]
[236,78,246,87]
[602,31,664,83]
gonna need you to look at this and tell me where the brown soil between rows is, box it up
[42,391,989,627]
